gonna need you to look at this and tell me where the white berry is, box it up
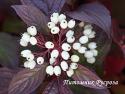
[61,51,70,60]
[66,68,74,77]
[51,26,60,34]
[91,49,98,56]
[84,51,94,58]
[20,39,28,47]
[51,13,59,18]
[88,42,97,49]
[79,22,84,27]
[84,24,93,30]
[26,53,34,61]
[48,22,55,29]
[79,36,89,44]
[88,31,96,38]
[29,37,37,45]
[87,57,96,64]
[51,49,59,58]
[37,57,44,65]
[21,32,31,42]
[68,19,75,28]
[51,17,59,24]
[60,20,68,29]
[54,66,61,76]
[27,26,37,36]
[71,55,80,62]
[49,58,56,65]
[67,36,75,43]
[78,46,87,54]
[70,63,78,69]
[83,28,92,36]
[58,14,66,22]
[60,61,68,71]
[24,61,29,68]
[61,43,71,51]
[73,43,81,50]
[21,50,31,57]
[46,65,54,76]
[28,60,36,69]
[45,41,54,49]
[51,13,59,24]
[66,30,74,37]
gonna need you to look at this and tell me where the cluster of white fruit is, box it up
[47,13,75,34]
[45,13,79,77]
[72,25,98,64]
[20,26,45,69]
[45,13,98,77]
[46,47,80,77]
[19,12,98,77]
[21,49,45,69]
[20,26,37,47]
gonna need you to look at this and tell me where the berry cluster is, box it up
[20,26,37,46]
[46,13,78,77]
[20,13,98,77]
[73,25,98,64]
[48,13,75,34]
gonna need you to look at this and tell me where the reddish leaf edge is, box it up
[72,64,107,89]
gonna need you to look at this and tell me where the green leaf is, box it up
[0,33,19,68]
[3,18,25,34]
[93,32,112,76]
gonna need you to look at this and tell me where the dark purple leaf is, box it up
[70,85,110,94]
[0,33,19,68]
[0,68,19,94]
[8,64,47,94]
[89,88,111,94]
[12,5,48,31]
[66,2,111,38]
[20,0,33,5]
[72,64,106,89]
[20,0,48,15]
[45,0,66,14]
[20,0,66,15]
[30,91,36,94]
[43,78,73,94]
